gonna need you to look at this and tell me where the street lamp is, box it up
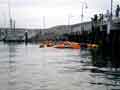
[80,0,88,22]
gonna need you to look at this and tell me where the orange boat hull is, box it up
[71,44,80,49]
[53,42,80,49]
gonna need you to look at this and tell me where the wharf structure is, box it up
[67,15,120,43]
[0,16,120,42]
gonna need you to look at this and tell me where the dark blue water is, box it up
[0,42,120,90]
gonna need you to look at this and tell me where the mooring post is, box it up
[25,31,28,44]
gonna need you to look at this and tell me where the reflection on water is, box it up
[0,42,120,90]
[90,46,120,69]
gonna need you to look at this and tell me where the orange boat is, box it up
[53,41,80,49]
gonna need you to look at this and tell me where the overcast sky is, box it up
[0,0,119,28]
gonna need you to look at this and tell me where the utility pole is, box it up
[68,14,74,33]
[42,16,46,35]
[68,15,71,33]
[80,1,88,32]
[111,0,113,18]
[43,16,46,29]
[8,0,12,30]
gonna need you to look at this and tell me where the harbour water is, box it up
[0,42,120,90]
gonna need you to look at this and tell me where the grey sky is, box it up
[0,0,119,28]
